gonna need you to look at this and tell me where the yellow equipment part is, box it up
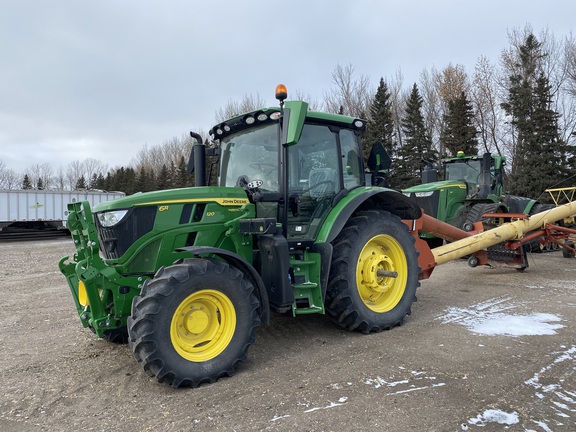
[78,281,89,307]
[431,200,576,265]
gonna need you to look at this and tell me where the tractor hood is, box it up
[92,186,249,213]
[403,180,466,195]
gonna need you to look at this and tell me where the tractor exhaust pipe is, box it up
[188,132,206,187]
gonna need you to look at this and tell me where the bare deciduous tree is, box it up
[323,63,372,117]
[81,158,108,189]
[419,68,442,154]
[215,94,267,123]
[290,89,321,111]
[133,132,203,175]
[435,64,469,104]
[471,56,508,157]
[26,163,54,190]
[389,69,407,149]
[420,64,469,156]
[65,160,86,191]
[0,160,19,190]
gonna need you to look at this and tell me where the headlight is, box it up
[97,210,128,227]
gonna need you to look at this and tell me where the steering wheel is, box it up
[304,180,334,196]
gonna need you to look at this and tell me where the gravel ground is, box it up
[0,238,575,432]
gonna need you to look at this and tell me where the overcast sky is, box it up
[1,0,574,176]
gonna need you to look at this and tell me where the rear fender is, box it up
[315,187,422,244]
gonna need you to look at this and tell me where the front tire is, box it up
[128,258,260,388]
[325,211,420,333]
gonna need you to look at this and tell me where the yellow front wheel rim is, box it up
[170,289,236,362]
[356,234,408,313]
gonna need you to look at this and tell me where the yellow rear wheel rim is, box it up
[170,289,236,362]
[356,234,408,313]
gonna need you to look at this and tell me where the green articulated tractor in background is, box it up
[402,152,553,264]
[59,85,423,388]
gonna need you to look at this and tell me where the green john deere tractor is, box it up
[59,85,422,387]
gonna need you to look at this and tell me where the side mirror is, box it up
[367,142,392,172]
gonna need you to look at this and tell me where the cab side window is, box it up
[340,129,362,189]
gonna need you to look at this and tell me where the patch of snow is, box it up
[389,383,446,395]
[364,368,447,397]
[303,396,347,413]
[524,346,576,424]
[270,414,290,422]
[437,296,564,336]
[531,419,553,432]
[471,313,564,336]
[468,409,519,427]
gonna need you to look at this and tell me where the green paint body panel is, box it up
[60,187,255,337]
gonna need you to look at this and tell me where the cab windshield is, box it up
[218,123,279,192]
[445,160,481,184]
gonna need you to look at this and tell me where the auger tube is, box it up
[430,201,576,265]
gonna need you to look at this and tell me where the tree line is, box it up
[1,25,575,200]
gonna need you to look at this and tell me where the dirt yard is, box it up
[0,238,575,431]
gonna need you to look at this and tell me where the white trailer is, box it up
[0,190,125,231]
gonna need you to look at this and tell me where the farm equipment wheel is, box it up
[563,241,575,258]
[464,203,499,230]
[128,258,260,388]
[325,210,420,333]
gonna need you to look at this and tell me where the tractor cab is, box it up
[210,85,367,247]
[443,152,505,200]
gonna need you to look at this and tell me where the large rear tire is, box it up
[325,211,420,333]
[128,258,260,388]
[464,202,500,230]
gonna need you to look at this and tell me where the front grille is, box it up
[407,191,440,218]
[96,207,157,259]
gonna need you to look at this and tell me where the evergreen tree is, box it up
[90,173,98,189]
[93,173,106,190]
[22,174,32,190]
[108,167,137,194]
[103,172,113,191]
[501,34,569,197]
[36,177,44,190]
[394,84,436,188]
[176,156,192,187]
[440,91,479,157]
[136,166,154,192]
[168,161,177,188]
[124,168,137,194]
[156,164,171,190]
[75,175,86,190]
[364,78,396,162]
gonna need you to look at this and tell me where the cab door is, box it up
[286,124,362,244]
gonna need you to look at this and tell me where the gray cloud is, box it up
[1,0,573,174]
